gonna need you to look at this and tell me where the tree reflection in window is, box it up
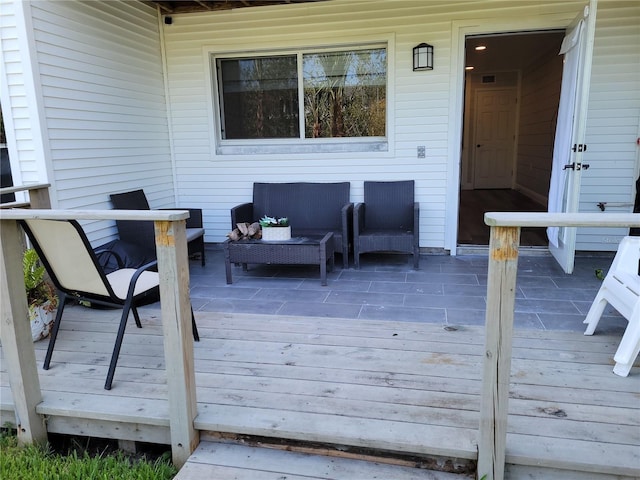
[303,48,386,138]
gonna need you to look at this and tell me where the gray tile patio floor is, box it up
[185,246,627,335]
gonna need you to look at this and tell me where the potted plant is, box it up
[259,215,291,241]
[23,248,58,341]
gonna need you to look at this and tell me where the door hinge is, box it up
[572,144,588,152]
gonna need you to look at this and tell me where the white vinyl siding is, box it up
[26,0,173,243]
[4,0,638,251]
[575,0,640,251]
[1,0,38,193]
[163,0,595,246]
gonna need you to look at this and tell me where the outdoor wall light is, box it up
[413,43,434,71]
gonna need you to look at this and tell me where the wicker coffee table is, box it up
[223,232,335,286]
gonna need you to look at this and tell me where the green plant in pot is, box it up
[259,215,291,241]
[23,248,58,341]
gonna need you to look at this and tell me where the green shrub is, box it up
[0,431,177,480]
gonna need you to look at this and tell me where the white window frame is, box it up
[207,39,394,156]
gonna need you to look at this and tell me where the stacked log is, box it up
[227,222,262,241]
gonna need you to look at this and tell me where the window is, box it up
[218,56,299,139]
[215,46,387,143]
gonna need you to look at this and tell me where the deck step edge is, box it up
[173,441,473,480]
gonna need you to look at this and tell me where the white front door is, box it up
[548,0,598,274]
[473,88,517,189]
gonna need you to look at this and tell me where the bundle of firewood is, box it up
[227,222,262,241]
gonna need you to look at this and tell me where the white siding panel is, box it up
[576,0,640,251]
[163,0,593,247]
[1,0,31,189]
[6,0,635,253]
[27,0,174,243]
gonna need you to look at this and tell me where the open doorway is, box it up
[458,31,565,246]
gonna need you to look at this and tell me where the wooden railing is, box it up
[0,185,198,467]
[1,209,197,466]
[478,212,640,480]
[0,184,51,209]
[2,185,639,475]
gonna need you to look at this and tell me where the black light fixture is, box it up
[413,43,434,71]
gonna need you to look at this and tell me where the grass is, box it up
[0,430,177,480]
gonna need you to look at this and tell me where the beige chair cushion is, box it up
[107,269,160,300]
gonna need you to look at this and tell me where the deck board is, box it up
[1,305,639,478]
[175,442,469,479]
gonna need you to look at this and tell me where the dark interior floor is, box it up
[458,189,548,246]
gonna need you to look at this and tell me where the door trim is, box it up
[446,13,591,254]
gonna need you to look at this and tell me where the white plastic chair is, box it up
[584,236,640,376]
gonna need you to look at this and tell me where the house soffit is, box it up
[146,0,325,14]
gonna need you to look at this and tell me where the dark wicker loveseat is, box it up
[231,182,353,268]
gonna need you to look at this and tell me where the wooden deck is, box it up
[1,305,639,478]
[174,441,471,479]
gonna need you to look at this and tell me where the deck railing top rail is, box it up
[0,183,51,196]
[1,183,52,209]
[485,211,639,227]
[0,209,190,221]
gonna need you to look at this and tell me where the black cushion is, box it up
[95,239,155,274]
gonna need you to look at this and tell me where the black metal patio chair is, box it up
[20,218,200,390]
[110,189,206,266]
[353,180,420,269]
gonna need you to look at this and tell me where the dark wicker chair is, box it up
[353,180,419,269]
[19,218,199,390]
[110,189,206,266]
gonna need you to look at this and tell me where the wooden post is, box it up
[28,187,51,209]
[477,226,521,480]
[0,184,50,209]
[154,219,199,468]
[0,220,47,444]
